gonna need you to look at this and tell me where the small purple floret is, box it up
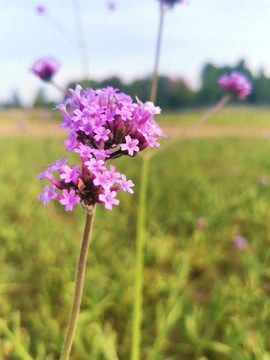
[118,175,134,194]
[60,189,81,211]
[120,135,140,156]
[30,57,60,81]
[38,185,57,205]
[60,164,80,183]
[218,71,252,99]
[99,190,120,210]
[85,158,106,173]
[49,157,67,172]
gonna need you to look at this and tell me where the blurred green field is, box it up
[1,108,270,360]
[1,105,270,127]
[160,106,270,127]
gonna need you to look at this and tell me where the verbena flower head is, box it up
[36,5,46,14]
[38,86,165,211]
[30,57,60,82]
[218,71,252,100]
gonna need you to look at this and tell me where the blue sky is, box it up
[1,0,270,106]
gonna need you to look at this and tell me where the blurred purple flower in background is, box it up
[259,176,268,186]
[232,235,247,249]
[30,57,60,82]
[196,218,206,229]
[108,2,116,10]
[36,5,46,14]
[218,71,252,100]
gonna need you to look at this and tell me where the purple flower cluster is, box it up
[38,86,165,211]
[218,71,252,99]
[30,57,60,82]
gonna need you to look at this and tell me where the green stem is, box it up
[49,79,70,97]
[131,158,149,360]
[131,5,165,360]
[147,93,232,160]
[150,4,165,103]
[131,4,230,360]
[60,205,96,360]
[169,94,231,140]
[45,13,77,45]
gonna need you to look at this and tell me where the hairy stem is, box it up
[60,206,96,360]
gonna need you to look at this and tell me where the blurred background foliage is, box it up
[1,110,270,359]
[4,59,270,110]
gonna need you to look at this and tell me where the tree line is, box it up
[3,59,270,109]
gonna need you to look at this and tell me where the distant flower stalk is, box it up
[218,71,252,99]
[30,57,60,82]
[38,86,165,211]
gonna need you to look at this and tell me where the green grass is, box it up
[1,108,270,359]
[0,108,60,124]
[1,105,270,127]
